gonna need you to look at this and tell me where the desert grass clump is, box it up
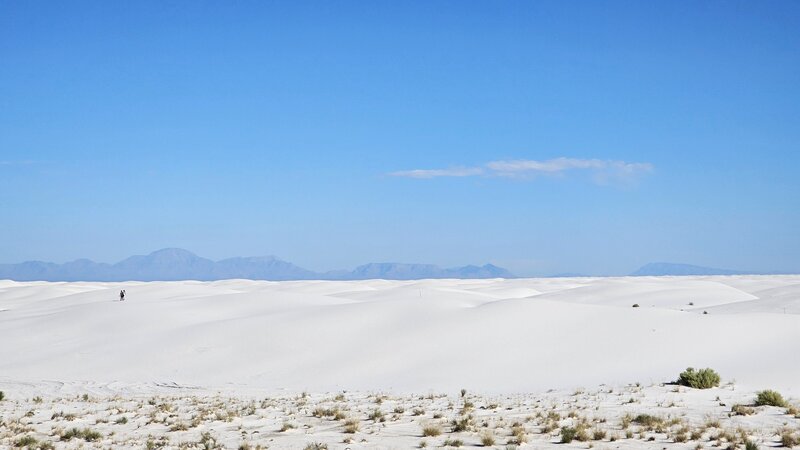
[633,414,665,430]
[593,429,607,440]
[279,422,295,432]
[343,419,360,434]
[369,408,385,422]
[480,432,496,446]
[755,390,788,407]
[14,435,38,448]
[744,439,758,450]
[678,367,721,389]
[452,415,473,432]
[443,438,463,447]
[303,443,328,450]
[422,424,442,437]
[780,429,799,448]
[59,427,102,442]
[508,423,527,444]
[732,404,755,416]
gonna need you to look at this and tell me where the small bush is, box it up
[422,424,441,437]
[561,426,577,443]
[755,390,788,407]
[678,367,721,389]
[745,440,758,450]
[0,391,5,401]
[480,432,495,446]
[443,439,463,447]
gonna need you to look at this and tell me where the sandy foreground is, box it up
[1,276,799,448]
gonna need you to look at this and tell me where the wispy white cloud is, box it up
[0,160,39,166]
[388,167,484,179]
[389,157,653,184]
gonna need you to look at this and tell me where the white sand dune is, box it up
[1,276,799,395]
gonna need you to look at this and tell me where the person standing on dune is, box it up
[119,290,125,301]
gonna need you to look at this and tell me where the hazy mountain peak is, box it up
[0,249,513,281]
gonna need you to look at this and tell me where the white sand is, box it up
[1,275,799,394]
[2,276,800,449]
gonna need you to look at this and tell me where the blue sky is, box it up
[1,1,799,276]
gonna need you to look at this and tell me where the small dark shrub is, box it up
[561,426,577,443]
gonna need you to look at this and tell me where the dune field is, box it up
[1,276,799,449]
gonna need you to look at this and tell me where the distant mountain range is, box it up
[0,248,514,282]
[630,262,748,276]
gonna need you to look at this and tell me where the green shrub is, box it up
[745,440,758,450]
[755,390,788,407]
[561,426,577,443]
[677,367,720,389]
[0,391,5,401]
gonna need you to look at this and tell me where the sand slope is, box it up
[1,276,799,394]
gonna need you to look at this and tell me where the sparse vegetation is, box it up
[480,432,496,446]
[678,367,721,389]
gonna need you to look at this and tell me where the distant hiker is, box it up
[119,290,126,301]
